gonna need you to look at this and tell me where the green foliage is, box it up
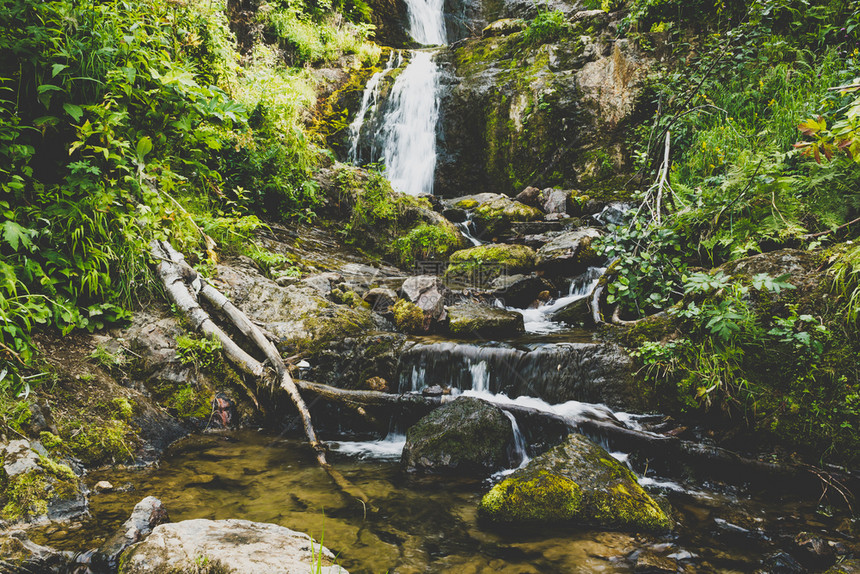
[390,223,462,267]
[522,9,570,46]
[63,418,134,466]
[176,335,224,372]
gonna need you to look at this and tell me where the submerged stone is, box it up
[402,396,515,476]
[119,518,347,574]
[478,434,671,532]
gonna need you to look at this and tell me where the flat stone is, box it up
[2,440,40,476]
[119,519,347,574]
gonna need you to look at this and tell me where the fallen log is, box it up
[295,381,856,495]
[151,240,373,513]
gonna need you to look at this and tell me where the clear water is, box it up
[403,0,446,45]
[348,51,398,164]
[512,267,605,334]
[32,431,857,573]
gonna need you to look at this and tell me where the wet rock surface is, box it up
[402,396,515,475]
[119,518,347,574]
[478,434,671,531]
[93,496,170,571]
[446,302,525,338]
[535,227,603,275]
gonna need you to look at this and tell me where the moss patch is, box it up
[446,244,536,287]
[392,299,425,333]
[480,471,583,522]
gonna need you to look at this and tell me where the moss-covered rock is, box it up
[535,228,603,275]
[447,302,525,338]
[392,299,426,333]
[0,439,85,524]
[402,396,515,475]
[446,244,537,287]
[473,197,543,237]
[478,434,671,532]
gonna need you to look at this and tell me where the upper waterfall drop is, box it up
[404,0,447,45]
[378,50,441,196]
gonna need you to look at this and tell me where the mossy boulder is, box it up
[478,434,671,532]
[402,397,515,476]
[446,244,537,288]
[0,439,86,524]
[535,228,602,275]
[473,197,543,237]
[447,302,525,338]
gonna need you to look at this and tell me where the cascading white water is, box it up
[456,216,483,246]
[378,50,441,196]
[403,0,446,45]
[514,266,606,333]
[501,410,530,468]
[469,360,490,392]
[347,51,398,164]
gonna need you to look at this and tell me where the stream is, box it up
[33,430,854,573]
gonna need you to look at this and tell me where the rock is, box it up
[515,186,541,206]
[540,188,571,215]
[549,295,594,326]
[301,272,343,295]
[792,531,835,568]
[478,434,671,531]
[94,481,114,493]
[592,201,633,225]
[536,228,603,275]
[422,385,445,397]
[826,559,860,573]
[94,496,169,571]
[442,207,468,222]
[0,531,67,571]
[402,397,515,475]
[634,550,678,573]
[491,274,556,308]
[446,244,537,288]
[400,275,450,323]
[307,333,406,391]
[481,18,526,38]
[447,302,525,338]
[364,376,389,392]
[118,518,347,574]
[0,440,86,525]
[510,221,571,236]
[473,197,543,237]
[363,287,398,313]
[762,551,807,573]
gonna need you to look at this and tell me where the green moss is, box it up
[170,386,212,419]
[446,244,537,286]
[112,397,135,421]
[392,300,425,333]
[455,199,479,209]
[64,419,135,466]
[473,198,542,236]
[39,431,64,451]
[479,471,583,522]
[0,457,79,521]
[390,222,464,267]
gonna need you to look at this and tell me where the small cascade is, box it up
[456,216,483,246]
[347,51,398,164]
[397,339,630,405]
[514,266,605,333]
[378,50,441,196]
[502,410,530,467]
[403,0,446,45]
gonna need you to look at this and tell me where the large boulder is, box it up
[402,397,515,475]
[473,197,543,237]
[479,434,671,532]
[446,244,537,288]
[536,228,603,275]
[447,302,525,338]
[119,519,347,574]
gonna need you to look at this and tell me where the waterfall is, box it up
[502,410,530,467]
[378,50,441,196]
[347,51,398,164]
[403,0,446,45]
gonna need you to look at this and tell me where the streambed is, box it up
[32,430,855,573]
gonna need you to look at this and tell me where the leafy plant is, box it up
[522,9,570,46]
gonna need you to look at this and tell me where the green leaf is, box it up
[51,64,69,78]
[1,220,33,252]
[136,136,153,162]
[63,103,83,122]
[36,84,63,94]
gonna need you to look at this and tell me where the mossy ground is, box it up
[446,244,537,287]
